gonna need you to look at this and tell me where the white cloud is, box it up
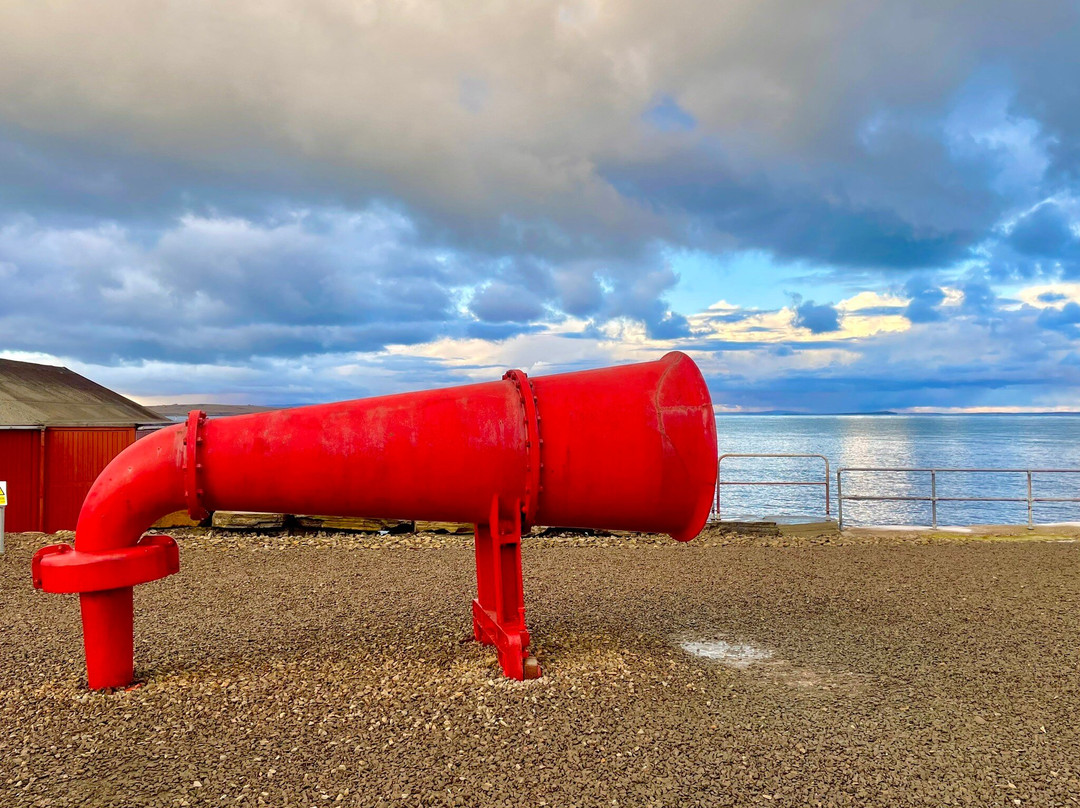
[1015,282,1080,309]
[836,291,906,311]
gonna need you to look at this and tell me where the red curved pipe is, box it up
[40,351,718,688]
[74,426,189,689]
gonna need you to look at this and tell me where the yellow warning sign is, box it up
[0,480,6,507]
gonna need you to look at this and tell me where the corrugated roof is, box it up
[0,359,169,427]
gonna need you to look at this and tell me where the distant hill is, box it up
[151,403,278,422]
[719,410,899,416]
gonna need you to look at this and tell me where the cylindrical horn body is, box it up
[192,350,716,539]
[197,379,530,526]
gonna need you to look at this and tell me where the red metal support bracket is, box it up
[472,495,541,680]
[183,410,209,521]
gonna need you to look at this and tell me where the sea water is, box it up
[714,415,1080,527]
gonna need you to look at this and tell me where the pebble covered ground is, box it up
[1,526,1079,807]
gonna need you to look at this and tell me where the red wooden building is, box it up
[0,359,167,533]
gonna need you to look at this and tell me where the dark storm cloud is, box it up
[1,1,1077,264]
[980,201,1080,282]
[0,209,465,362]
[469,282,548,323]
[1008,202,1080,277]
[464,322,543,341]
[791,299,840,334]
[600,267,691,339]
[957,275,998,320]
[1038,292,1069,304]
[903,276,947,323]
[553,266,605,317]
[602,149,979,270]
[0,125,357,228]
[1037,302,1080,336]
[1010,203,1077,258]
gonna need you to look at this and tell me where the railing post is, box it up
[715,457,722,520]
[930,470,938,529]
[824,458,831,517]
[836,470,843,530]
[1027,471,1034,530]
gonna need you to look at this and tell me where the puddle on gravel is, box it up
[679,639,774,669]
[678,636,863,692]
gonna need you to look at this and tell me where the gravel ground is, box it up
[1,527,1079,807]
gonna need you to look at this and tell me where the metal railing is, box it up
[714,454,831,521]
[837,467,1080,529]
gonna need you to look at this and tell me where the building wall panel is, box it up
[0,429,43,532]
[44,428,135,533]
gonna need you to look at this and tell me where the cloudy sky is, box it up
[2,1,1079,412]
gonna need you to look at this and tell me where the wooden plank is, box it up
[292,515,410,533]
[212,511,287,530]
[414,520,473,534]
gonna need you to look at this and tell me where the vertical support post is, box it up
[836,470,844,530]
[930,470,938,529]
[715,458,721,519]
[1027,471,1034,530]
[824,458,831,517]
[0,504,5,555]
[472,496,540,680]
[80,588,135,689]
